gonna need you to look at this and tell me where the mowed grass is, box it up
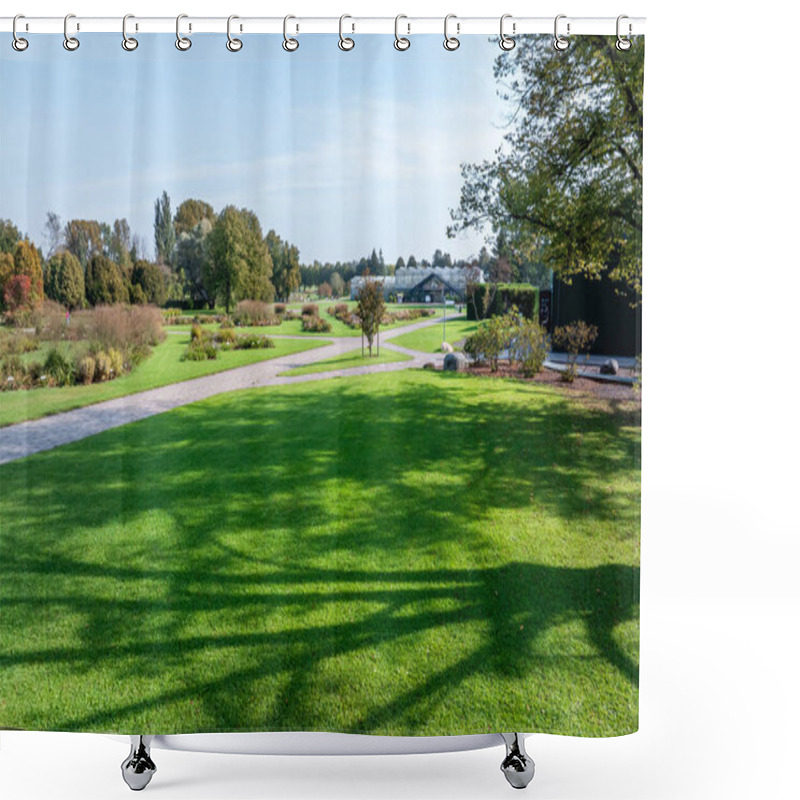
[0,370,640,736]
[0,334,329,428]
[389,318,480,353]
[278,348,412,377]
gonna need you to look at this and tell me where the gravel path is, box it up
[0,315,456,465]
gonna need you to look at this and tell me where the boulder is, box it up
[441,341,454,354]
[443,352,468,372]
[422,362,436,370]
[600,359,619,375]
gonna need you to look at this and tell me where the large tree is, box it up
[12,240,45,309]
[176,218,213,307]
[206,206,273,312]
[64,219,103,268]
[85,254,128,306]
[449,36,643,299]
[174,199,215,236]
[154,190,176,267]
[266,229,301,302]
[43,212,64,259]
[44,251,85,309]
[131,260,167,307]
[0,219,21,254]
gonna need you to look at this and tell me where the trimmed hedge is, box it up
[467,283,540,321]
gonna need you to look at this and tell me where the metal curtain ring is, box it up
[616,15,632,51]
[499,14,515,51]
[12,14,29,51]
[176,14,192,51]
[394,14,410,50]
[443,14,460,51]
[63,13,80,51]
[339,14,354,51]
[553,14,570,51]
[283,15,299,51]
[227,15,243,51]
[122,14,138,51]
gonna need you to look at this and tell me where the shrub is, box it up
[301,303,319,317]
[463,312,515,371]
[43,348,75,386]
[89,305,165,350]
[509,319,549,377]
[0,333,39,356]
[77,356,96,385]
[235,333,274,350]
[107,347,124,377]
[93,351,112,382]
[301,315,332,333]
[233,300,271,326]
[466,284,539,321]
[215,327,238,346]
[190,324,204,342]
[182,340,218,361]
[1,355,28,390]
[283,310,300,321]
[27,361,45,386]
[552,320,599,382]
[274,303,287,316]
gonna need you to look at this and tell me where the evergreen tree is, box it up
[154,190,176,267]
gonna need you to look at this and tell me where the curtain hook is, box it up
[227,14,243,51]
[122,14,138,51]
[176,14,192,51]
[339,14,355,51]
[443,13,460,51]
[553,14,570,51]
[394,14,410,51]
[616,15,632,51]
[63,13,80,51]
[12,14,29,52]
[499,14,516,51]
[283,15,299,52]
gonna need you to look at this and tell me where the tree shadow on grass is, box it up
[0,372,640,734]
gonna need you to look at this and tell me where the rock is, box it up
[422,362,436,370]
[600,359,619,375]
[441,341,454,354]
[443,352,468,372]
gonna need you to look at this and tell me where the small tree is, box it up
[44,251,85,310]
[3,274,33,317]
[356,272,385,357]
[510,317,549,377]
[318,281,332,298]
[552,320,599,382]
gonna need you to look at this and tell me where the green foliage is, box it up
[129,284,148,305]
[552,320,599,381]
[154,190,176,267]
[266,229,301,302]
[356,275,386,356]
[182,340,218,361]
[1,354,28,390]
[450,37,643,298]
[11,239,45,310]
[85,255,129,306]
[466,283,539,322]
[176,218,213,308]
[64,219,103,267]
[463,312,515,371]
[234,334,275,350]
[44,251,85,309]
[190,324,204,342]
[130,260,167,306]
[206,206,274,312]
[301,315,332,333]
[0,219,21,254]
[174,198,215,236]
[509,318,549,377]
[43,347,75,387]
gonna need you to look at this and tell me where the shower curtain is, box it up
[0,27,642,740]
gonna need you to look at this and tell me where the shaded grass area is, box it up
[278,348,412,377]
[0,335,328,428]
[389,318,480,353]
[0,371,640,736]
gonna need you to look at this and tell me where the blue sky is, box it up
[1,33,511,264]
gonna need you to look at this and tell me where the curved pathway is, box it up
[0,315,458,465]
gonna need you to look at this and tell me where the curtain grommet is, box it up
[283,15,299,52]
[443,14,460,51]
[63,13,80,51]
[226,15,243,52]
[12,14,29,51]
[616,15,632,51]
[394,15,410,51]
[499,14,516,51]
[122,14,138,51]
[176,14,192,51]
[553,14,570,52]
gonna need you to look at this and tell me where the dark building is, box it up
[551,274,641,356]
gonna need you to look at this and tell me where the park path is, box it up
[0,315,458,465]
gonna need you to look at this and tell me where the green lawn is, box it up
[278,348,412,377]
[0,370,639,736]
[168,309,461,339]
[0,334,329,428]
[389,318,480,353]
